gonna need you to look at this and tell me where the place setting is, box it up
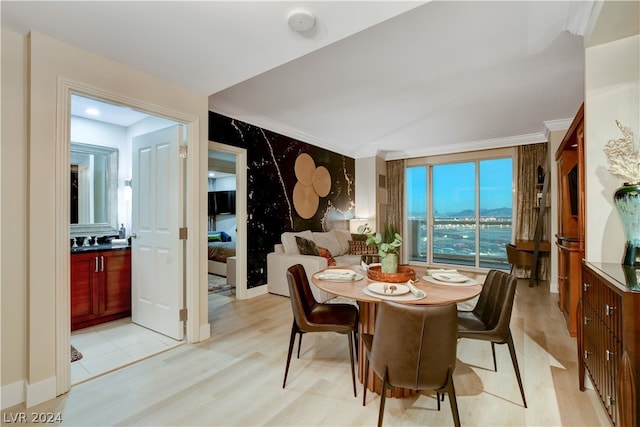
[313,268,364,282]
[362,279,426,301]
[423,269,479,286]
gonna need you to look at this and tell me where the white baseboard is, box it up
[199,323,211,342]
[1,380,25,410]
[25,376,56,408]
[246,284,268,299]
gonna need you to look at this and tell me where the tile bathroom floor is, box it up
[70,317,183,385]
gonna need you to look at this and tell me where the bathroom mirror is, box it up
[70,142,119,236]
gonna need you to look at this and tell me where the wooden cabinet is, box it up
[555,103,584,337]
[71,248,131,330]
[558,237,582,336]
[580,262,639,426]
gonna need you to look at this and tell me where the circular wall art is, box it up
[292,153,332,219]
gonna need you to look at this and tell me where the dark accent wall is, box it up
[209,112,355,288]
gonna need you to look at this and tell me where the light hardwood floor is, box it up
[4,279,611,426]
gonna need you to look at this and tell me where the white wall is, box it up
[0,29,208,409]
[548,128,568,293]
[584,33,640,263]
[1,29,28,409]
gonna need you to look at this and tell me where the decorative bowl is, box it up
[367,265,416,283]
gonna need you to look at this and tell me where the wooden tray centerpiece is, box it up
[367,265,416,283]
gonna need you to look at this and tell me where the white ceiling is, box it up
[2,1,593,159]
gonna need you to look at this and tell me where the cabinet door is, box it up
[100,250,131,316]
[70,252,100,328]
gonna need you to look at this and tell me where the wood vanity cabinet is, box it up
[580,262,639,426]
[71,248,131,330]
[555,103,584,337]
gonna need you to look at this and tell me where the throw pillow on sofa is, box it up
[281,230,314,254]
[318,247,337,266]
[348,240,378,255]
[295,236,320,256]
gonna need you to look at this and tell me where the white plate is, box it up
[367,282,410,296]
[432,273,469,283]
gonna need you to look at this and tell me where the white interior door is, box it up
[131,125,184,340]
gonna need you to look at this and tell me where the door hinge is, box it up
[179,308,188,321]
[179,227,188,239]
[179,145,188,159]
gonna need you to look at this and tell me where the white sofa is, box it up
[267,229,365,302]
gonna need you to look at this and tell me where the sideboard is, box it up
[580,262,639,426]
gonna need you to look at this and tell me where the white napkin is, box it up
[316,271,357,281]
[425,268,458,276]
[360,260,369,271]
[406,280,425,298]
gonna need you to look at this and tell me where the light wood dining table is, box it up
[312,265,485,397]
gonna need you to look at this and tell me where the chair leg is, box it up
[444,371,461,427]
[353,330,359,362]
[505,331,527,408]
[491,342,497,371]
[436,392,441,411]
[363,354,369,406]
[283,321,298,388]
[296,331,303,358]
[348,332,357,398]
[377,367,389,427]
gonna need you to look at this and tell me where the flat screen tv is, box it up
[208,190,236,215]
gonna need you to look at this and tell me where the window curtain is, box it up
[386,159,405,257]
[516,143,548,280]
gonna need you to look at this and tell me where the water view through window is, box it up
[406,158,512,270]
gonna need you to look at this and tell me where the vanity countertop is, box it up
[71,244,130,253]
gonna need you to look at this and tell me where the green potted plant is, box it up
[357,224,402,273]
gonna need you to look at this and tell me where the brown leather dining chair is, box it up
[457,269,527,408]
[283,264,359,397]
[362,301,460,427]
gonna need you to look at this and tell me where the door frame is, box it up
[55,79,202,394]
[208,141,248,300]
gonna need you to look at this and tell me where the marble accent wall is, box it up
[209,112,355,288]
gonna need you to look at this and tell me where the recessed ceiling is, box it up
[71,95,150,127]
[2,1,595,159]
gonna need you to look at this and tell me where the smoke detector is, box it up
[288,10,316,32]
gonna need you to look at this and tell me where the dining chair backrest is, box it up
[471,269,518,340]
[287,264,319,329]
[369,301,457,391]
[506,243,533,268]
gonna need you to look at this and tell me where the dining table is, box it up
[312,264,485,397]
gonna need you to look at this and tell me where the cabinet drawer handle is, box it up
[584,350,590,359]
[606,350,615,361]
[100,255,104,272]
[584,316,590,325]
[95,256,99,273]
[605,304,615,316]
[583,282,590,292]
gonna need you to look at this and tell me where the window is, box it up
[406,153,513,270]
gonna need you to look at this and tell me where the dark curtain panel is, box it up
[386,159,405,258]
[516,143,548,280]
